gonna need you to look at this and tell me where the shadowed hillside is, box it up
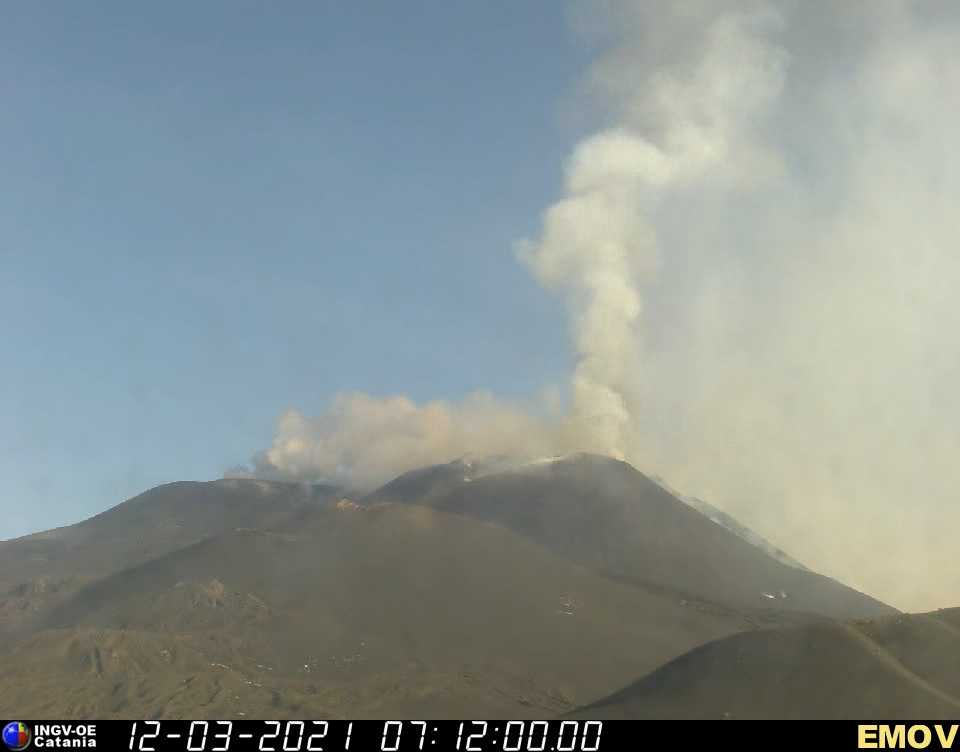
[573,608,960,719]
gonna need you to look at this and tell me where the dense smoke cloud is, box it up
[239,1,960,611]
[607,0,960,611]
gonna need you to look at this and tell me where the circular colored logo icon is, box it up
[2,722,31,752]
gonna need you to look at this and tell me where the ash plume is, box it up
[236,392,582,492]
[239,1,960,611]
[519,2,786,457]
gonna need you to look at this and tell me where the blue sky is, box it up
[1,2,591,539]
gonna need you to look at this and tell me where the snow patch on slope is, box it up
[648,475,809,572]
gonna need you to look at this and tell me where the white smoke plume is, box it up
[240,1,960,611]
[238,391,581,491]
[519,2,787,457]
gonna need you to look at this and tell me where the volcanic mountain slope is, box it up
[0,457,896,718]
[0,479,339,637]
[366,454,891,620]
[1,499,755,718]
[652,481,808,571]
[572,608,960,719]
[0,479,339,588]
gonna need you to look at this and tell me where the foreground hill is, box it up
[574,608,960,719]
[367,454,891,620]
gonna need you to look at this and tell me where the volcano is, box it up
[3,454,946,720]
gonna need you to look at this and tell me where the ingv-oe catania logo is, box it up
[2,722,31,752]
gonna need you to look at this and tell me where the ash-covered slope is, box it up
[0,458,897,719]
[572,607,960,719]
[1,499,753,718]
[366,453,891,620]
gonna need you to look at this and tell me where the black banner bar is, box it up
[2,719,959,752]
